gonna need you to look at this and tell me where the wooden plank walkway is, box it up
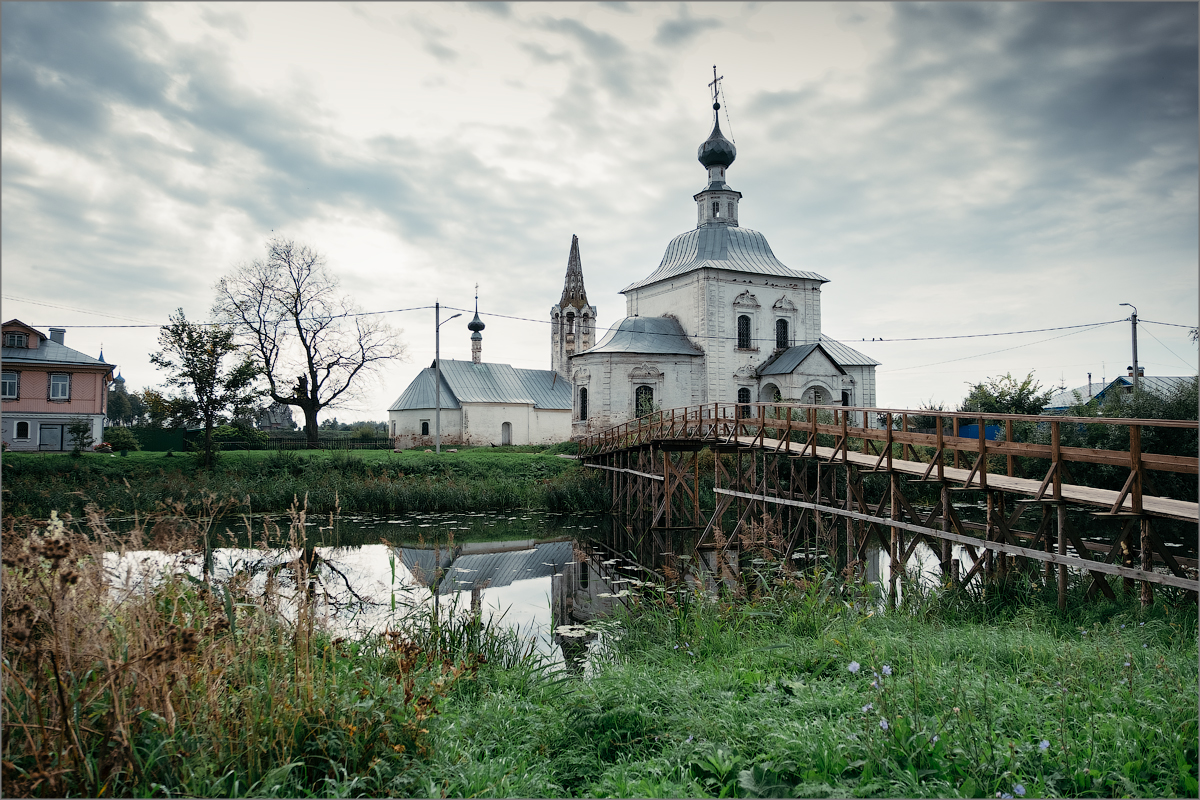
[725,434,1199,523]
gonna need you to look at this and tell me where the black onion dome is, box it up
[468,311,485,333]
[697,114,736,168]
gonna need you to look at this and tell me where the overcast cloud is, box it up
[2,1,1196,422]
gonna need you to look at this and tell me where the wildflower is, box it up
[1039,740,1050,751]
[932,735,939,744]
[848,661,861,674]
[1124,662,1130,668]
[674,645,679,650]
[882,664,892,676]
[879,719,889,731]
[1139,622,1144,626]
[871,680,879,689]
[685,735,693,743]
[1013,784,1025,797]
[1120,624,1125,629]
[1143,644,1148,648]
[1000,793,1013,799]
[862,703,873,713]
[953,707,960,714]
[1081,630,1087,636]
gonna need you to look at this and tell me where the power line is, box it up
[879,320,1121,374]
[1139,324,1199,373]
[1141,319,1198,330]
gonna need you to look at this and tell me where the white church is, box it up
[561,88,879,435]
[389,81,879,446]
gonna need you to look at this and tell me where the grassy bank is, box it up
[4,509,1196,798]
[0,446,607,518]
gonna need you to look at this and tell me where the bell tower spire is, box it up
[550,234,597,379]
[468,283,485,364]
[694,65,742,228]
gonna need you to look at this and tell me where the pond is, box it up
[103,510,659,674]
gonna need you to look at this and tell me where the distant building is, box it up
[2,319,115,450]
[1042,367,1196,413]
[257,402,296,430]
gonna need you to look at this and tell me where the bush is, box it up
[103,427,142,452]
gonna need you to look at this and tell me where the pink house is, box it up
[2,320,115,451]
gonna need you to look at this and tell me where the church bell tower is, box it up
[551,234,597,378]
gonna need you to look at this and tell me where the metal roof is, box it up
[514,368,573,410]
[816,336,881,367]
[1043,375,1197,411]
[436,540,575,594]
[389,360,572,411]
[1,340,112,369]
[621,225,828,293]
[389,367,461,411]
[577,316,704,357]
[759,343,845,376]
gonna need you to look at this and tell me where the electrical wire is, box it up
[1141,319,1198,330]
[1139,324,1200,373]
[879,320,1121,373]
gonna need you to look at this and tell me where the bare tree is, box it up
[213,238,406,446]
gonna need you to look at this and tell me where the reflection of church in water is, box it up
[396,527,697,673]
[554,75,880,434]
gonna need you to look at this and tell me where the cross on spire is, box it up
[708,65,724,109]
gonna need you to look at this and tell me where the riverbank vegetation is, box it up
[0,445,602,518]
[3,508,1195,798]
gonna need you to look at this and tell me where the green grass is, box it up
[0,447,605,518]
[408,581,1197,798]
[5,502,1195,797]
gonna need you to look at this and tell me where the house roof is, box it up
[1,319,112,371]
[388,359,572,412]
[576,315,704,357]
[621,225,828,293]
[1043,374,1197,411]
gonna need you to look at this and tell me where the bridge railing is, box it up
[578,402,1198,490]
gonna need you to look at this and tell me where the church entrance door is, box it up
[501,422,512,445]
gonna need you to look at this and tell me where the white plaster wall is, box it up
[528,407,572,444]
[462,403,529,445]
[569,351,703,431]
[2,412,103,451]
[389,408,463,441]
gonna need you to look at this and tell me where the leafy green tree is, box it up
[959,372,1054,416]
[149,309,261,468]
[107,382,133,425]
[66,417,94,456]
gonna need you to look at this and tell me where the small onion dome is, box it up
[697,107,736,168]
[468,311,485,333]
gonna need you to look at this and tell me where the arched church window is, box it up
[775,319,789,349]
[737,387,751,418]
[737,315,751,349]
[728,202,734,218]
[566,312,575,335]
[421,421,429,436]
[635,385,654,417]
[16,421,30,438]
[712,201,720,218]
[579,387,588,421]
[841,390,851,407]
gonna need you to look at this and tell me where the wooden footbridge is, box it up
[578,403,1199,607]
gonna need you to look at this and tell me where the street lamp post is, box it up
[434,302,462,455]
[1120,303,1139,392]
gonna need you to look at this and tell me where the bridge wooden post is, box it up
[888,472,899,608]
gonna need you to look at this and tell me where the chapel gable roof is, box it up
[759,343,847,376]
[388,360,572,411]
[577,316,704,357]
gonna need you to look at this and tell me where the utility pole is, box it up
[1120,303,1139,392]
[434,302,462,455]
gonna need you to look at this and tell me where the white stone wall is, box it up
[389,403,569,447]
[569,350,704,433]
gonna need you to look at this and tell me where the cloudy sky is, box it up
[3,1,1197,423]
